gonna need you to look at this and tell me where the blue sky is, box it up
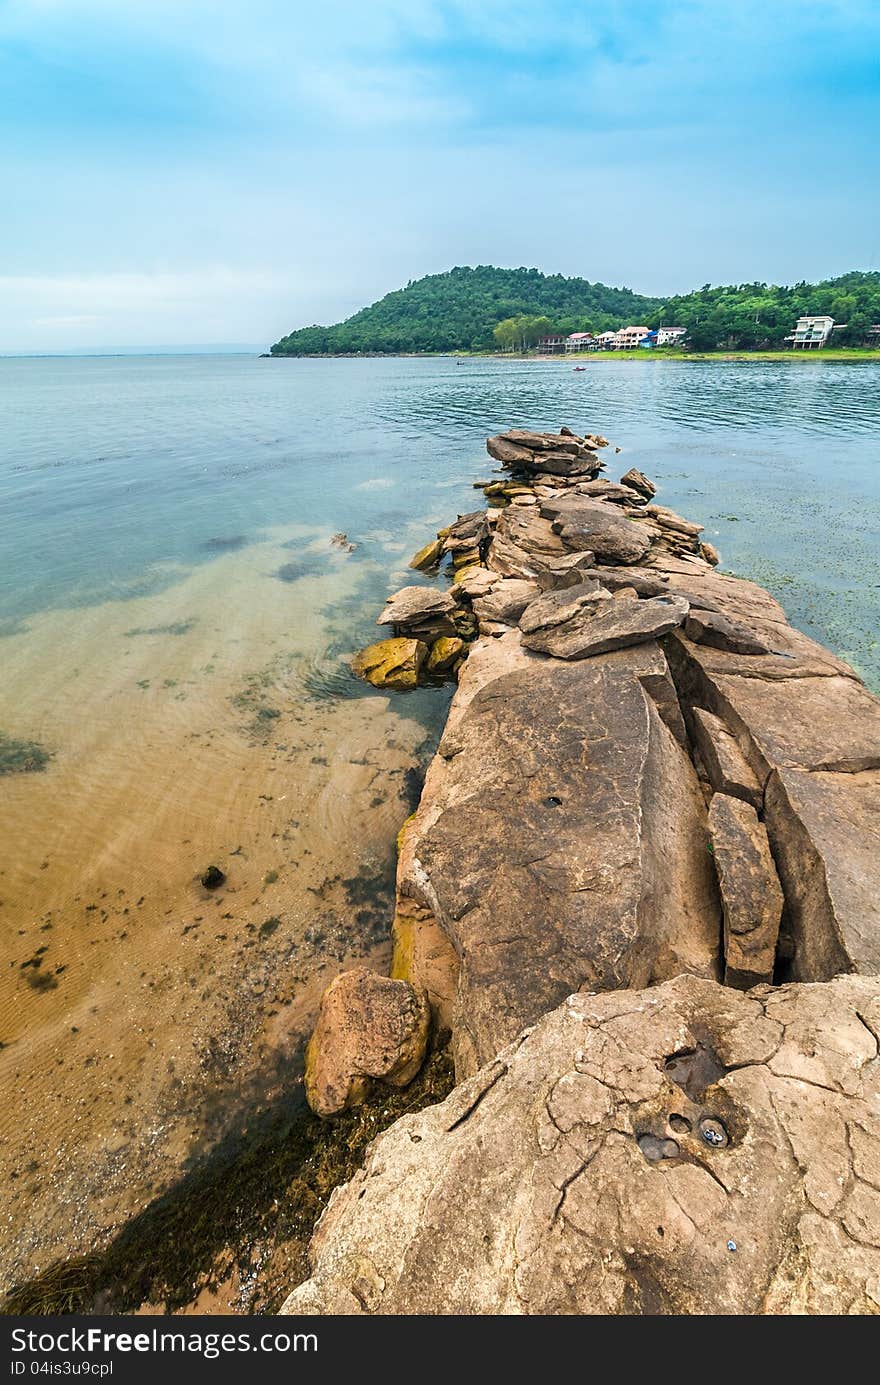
[1,0,879,350]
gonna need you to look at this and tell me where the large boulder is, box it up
[283,973,880,1315]
[304,968,431,1118]
[397,643,720,1077]
[486,506,595,583]
[472,578,541,626]
[521,593,689,660]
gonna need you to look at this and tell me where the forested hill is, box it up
[269,266,662,355]
[648,271,880,350]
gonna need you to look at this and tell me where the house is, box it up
[565,332,595,352]
[594,331,617,350]
[639,330,659,348]
[784,315,835,349]
[656,326,686,346]
[537,335,566,353]
[613,325,651,349]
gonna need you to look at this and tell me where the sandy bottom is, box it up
[0,530,434,1297]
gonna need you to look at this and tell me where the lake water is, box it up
[2,352,879,1298]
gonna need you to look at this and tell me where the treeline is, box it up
[269,266,880,356]
[648,271,880,350]
[270,266,661,355]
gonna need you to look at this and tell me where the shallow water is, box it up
[1,353,878,1295]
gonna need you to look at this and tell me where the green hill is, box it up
[646,271,880,350]
[270,265,663,355]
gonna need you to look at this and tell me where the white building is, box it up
[594,331,617,350]
[565,332,594,352]
[656,326,686,346]
[784,315,835,349]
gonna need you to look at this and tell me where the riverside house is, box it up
[612,325,651,349]
[537,334,566,353]
[784,314,836,348]
[565,331,595,351]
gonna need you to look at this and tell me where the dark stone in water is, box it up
[0,734,52,775]
[201,865,226,890]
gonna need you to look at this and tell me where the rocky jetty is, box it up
[292,423,880,1314]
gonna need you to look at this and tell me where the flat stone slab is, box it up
[283,973,880,1316]
[521,593,689,660]
[684,609,775,656]
[708,793,784,989]
[378,585,457,629]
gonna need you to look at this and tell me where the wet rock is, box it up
[283,973,880,1315]
[521,593,689,661]
[620,466,656,499]
[398,649,720,1076]
[708,793,784,989]
[408,538,445,571]
[701,541,721,566]
[426,637,465,674]
[304,968,431,1117]
[352,638,428,691]
[200,865,226,890]
[377,586,457,632]
[684,609,775,656]
[472,578,541,626]
[690,707,764,809]
[540,496,653,565]
[486,436,535,466]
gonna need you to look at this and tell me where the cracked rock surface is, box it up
[283,974,880,1316]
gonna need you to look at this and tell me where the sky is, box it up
[1,0,879,351]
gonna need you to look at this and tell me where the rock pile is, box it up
[296,422,880,1314]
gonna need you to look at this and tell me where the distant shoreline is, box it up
[266,347,880,362]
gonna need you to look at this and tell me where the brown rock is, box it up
[765,766,880,981]
[377,586,456,631]
[351,638,427,690]
[304,968,431,1118]
[690,707,764,809]
[684,609,774,655]
[700,541,721,566]
[283,974,880,1315]
[540,496,653,565]
[521,593,689,661]
[517,579,607,635]
[486,436,535,465]
[708,793,784,989]
[472,578,541,625]
[399,651,720,1076]
[620,466,656,499]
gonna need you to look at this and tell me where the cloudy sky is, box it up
[1,0,878,350]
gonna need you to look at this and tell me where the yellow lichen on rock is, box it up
[426,636,465,674]
[351,637,427,690]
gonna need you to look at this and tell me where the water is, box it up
[1,352,878,1295]
[3,354,878,677]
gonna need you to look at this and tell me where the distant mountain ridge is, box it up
[269,265,880,355]
[270,266,662,355]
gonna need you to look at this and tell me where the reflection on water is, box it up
[0,352,878,1297]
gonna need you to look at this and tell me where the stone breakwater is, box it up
[287,425,880,1315]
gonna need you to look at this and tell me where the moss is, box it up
[2,1044,453,1318]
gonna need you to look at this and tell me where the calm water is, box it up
[1,352,879,1292]
[2,353,879,682]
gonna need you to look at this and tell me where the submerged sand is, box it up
[0,530,436,1297]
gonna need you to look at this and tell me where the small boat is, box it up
[573,366,586,372]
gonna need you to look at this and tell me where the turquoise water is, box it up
[2,354,879,683]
